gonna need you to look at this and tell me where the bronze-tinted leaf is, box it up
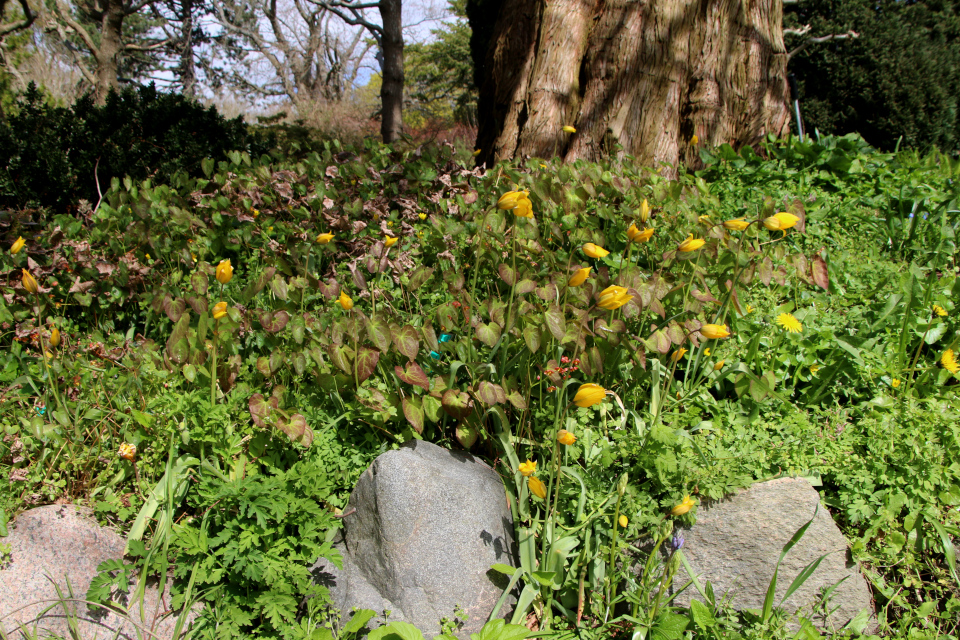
[441,389,473,420]
[261,310,290,333]
[536,283,559,301]
[317,278,340,300]
[291,351,307,375]
[498,264,516,286]
[523,325,541,353]
[423,395,443,422]
[190,271,208,295]
[515,279,536,295]
[269,275,289,300]
[365,317,392,352]
[422,322,439,351]
[329,345,354,375]
[256,356,272,377]
[395,361,430,391]
[394,325,420,360]
[408,266,435,289]
[402,396,425,433]
[811,255,829,290]
[242,266,276,302]
[653,329,671,354]
[476,322,501,347]
[277,412,307,441]
[290,315,306,344]
[456,423,478,449]
[164,297,187,323]
[476,381,506,406]
[356,347,380,383]
[544,305,565,340]
[186,296,208,315]
[248,393,272,428]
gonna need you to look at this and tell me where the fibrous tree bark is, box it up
[468,0,791,171]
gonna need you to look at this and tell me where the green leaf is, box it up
[651,612,688,640]
[356,347,380,383]
[476,322,501,347]
[544,305,566,340]
[393,325,420,360]
[689,599,715,629]
[402,396,425,433]
[395,361,430,391]
[441,389,473,419]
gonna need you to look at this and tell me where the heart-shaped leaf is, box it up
[402,396,424,433]
[441,389,473,420]
[393,325,420,360]
[356,347,380,383]
[395,361,430,391]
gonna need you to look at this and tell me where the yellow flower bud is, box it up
[568,267,591,287]
[49,327,60,347]
[118,443,137,461]
[212,301,228,320]
[557,429,576,446]
[582,243,609,258]
[528,476,547,499]
[723,218,749,231]
[384,235,399,248]
[618,515,628,528]
[21,269,38,294]
[671,495,696,516]
[639,199,651,223]
[216,259,233,284]
[497,190,528,210]
[774,212,800,230]
[316,232,334,244]
[714,360,725,370]
[678,235,705,253]
[10,236,25,254]
[338,291,354,311]
[701,324,731,339]
[562,125,576,133]
[573,383,606,408]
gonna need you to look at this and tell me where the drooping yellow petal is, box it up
[212,301,228,320]
[701,324,731,339]
[384,235,399,248]
[528,476,547,499]
[10,236,25,254]
[670,495,696,516]
[573,383,606,408]
[514,195,533,218]
[773,212,800,230]
[583,243,609,259]
[518,460,537,477]
[316,232,335,244]
[678,235,705,252]
[633,227,654,243]
[568,267,591,287]
[497,190,528,210]
[723,218,749,231]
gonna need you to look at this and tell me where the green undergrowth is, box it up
[0,132,958,639]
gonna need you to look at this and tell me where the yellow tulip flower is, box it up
[701,324,731,339]
[10,236,25,254]
[49,327,60,347]
[316,232,334,244]
[21,269,38,294]
[597,285,633,310]
[774,212,800,229]
[216,259,233,284]
[472,149,482,156]
[627,223,641,242]
[723,218,749,231]
[671,348,688,362]
[678,235,705,253]
[519,460,537,477]
[640,199,651,223]
[418,213,427,220]
[497,190,528,210]
[582,243,609,258]
[514,195,533,218]
[212,301,228,320]
[338,291,354,311]
[714,360,725,370]
[632,227,654,243]
[568,267,591,287]
[528,476,547,499]
[384,235,399,248]
[671,495,696,516]
[557,429,576,446]
[691,134,699,146]
[573,383,606,408]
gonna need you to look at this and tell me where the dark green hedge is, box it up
[0,83,273,210]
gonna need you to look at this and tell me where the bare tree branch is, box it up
[0,0,36,37]
[789,30,860,59]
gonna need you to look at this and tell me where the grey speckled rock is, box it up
[670,478,875,632]
[311,440,516,639]
[0,504,194,639]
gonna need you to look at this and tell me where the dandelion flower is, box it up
[568,267,591,287]
[528,476,547,499]
[933,305,948,317]
[418,213,427,220]
[583,243,609,258]
[671,495,696,516]
[776,313,802,333]
[891,378,901,388]
[942,349,959,374]
[573,383,606,408]
[519,460,537,476]
[557,429,576,446]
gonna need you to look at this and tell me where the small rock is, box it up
[0,504,193,639]
[669,478,876,631]
[312,440,516,639]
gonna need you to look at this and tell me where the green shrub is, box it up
[0,83,273,210]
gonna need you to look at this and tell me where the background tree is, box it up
[467,0,790,170]
[404,0,475,127]
[786,0,960,152]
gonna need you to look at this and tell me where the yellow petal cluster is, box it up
[316,232,334,244]
[497,190,529,210]
[713,360,725,370]
[763,212,800,231]
[528,476,547,499]
[627,225,654,243]
[701,323,730,339]
[514,194,533,218]
[50,327,60,347]
[671,495,696,516]
[671,348,688,362]
[10,236,25,254]
[338,291,354,311]
[384,235,399,248]
[678,235,705,253]
[216,259,233,284]
[212,301,228,320]
[118,443,137,461]
[21,269,38,294]
[639,199,651,223]
[942,349,959,374]
[568,267,591,287]
[557,429,576,446]
[519,460,537,477]
[583,243,609,258]
[776,313,803,333]
[933,305,948,317]
[573,383,606,408]
[598,285,632,310]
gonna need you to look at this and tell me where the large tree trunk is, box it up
[95,0,126,105]
[470,0,790,171]
[379,0,403,143]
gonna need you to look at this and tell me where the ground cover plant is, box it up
[0,129,958,640]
